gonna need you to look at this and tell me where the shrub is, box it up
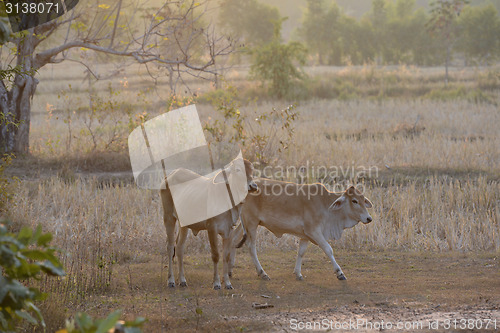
[0,222,146,332]
[58,310,146,333]
[249,19,307,99]
[0,223,65,332]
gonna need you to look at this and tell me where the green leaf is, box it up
[0,312,8,331]
[0,276,8,302]
[40,260,65,277]
[75,312,94,331]
[17,262,42,278]
[14,309,38,325]
[17,227,32,245]
[96,310,122,333]
[25,301,45,327]
[32,225,42,244]
[195,308,203,315]
[124,317,147,327]
[37,233,52,247]
[0,235,23,248]
[0,244,19,267]
[4,279,31,299]
[21,249,51,261]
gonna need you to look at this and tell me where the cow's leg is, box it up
[247,226,270,280]
[293,238,309,280]
[177,227,189,287]
[208,229,221,290]
[164,215,177,288]
[228,223,243,277]
[308,231,346,280]
[222,236,233,289]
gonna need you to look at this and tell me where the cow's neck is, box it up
[322,208,349,241]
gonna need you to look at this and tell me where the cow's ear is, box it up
[329,196,346,210]
[364,198,373,208]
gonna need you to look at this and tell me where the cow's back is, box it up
[242,179,334,238]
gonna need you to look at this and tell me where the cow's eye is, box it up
[352,200,358,205]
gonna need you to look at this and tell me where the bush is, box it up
[0,223,147,333]
[58,310,146,333]
[0,223,65,332]
[249,19,307,99]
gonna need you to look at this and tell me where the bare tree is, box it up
[0,0,233,153]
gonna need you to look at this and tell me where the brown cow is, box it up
[230,180,373,281]
[161,158,257,289]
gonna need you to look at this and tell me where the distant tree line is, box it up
[220,0,500,66]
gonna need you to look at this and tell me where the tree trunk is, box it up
[445,44,450,86]
[0,80,15,152]
[0,33,38,154]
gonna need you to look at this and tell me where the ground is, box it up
[80,247,499,332]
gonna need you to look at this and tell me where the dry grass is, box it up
[281,99,498,171]
[10,174,499,259]
[27,98,500,172]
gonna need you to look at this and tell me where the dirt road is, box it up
[83,248,499,332]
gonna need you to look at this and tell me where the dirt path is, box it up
[236,306,500,332]
[75,249,500,332]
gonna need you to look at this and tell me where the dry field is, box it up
[5,63,500,331]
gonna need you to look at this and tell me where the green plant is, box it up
[58,310,146,333]
[166,94,196,111]
[0,223,65,332]
[204,83,247,145]
[0,222,146,333]
[249,18,307,99]
[246,104,299,164]
[203,82,299,164]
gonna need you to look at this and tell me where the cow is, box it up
[230,180,373,281]
[161,158,257,290]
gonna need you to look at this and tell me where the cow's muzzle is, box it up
[362,216,373,224]
[248,181,258,192]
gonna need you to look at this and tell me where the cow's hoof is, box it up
[180,281,188,287]
[296,275,304,281]
[261,274,271,281]
[214,284,221,290]
[337,274,347,281]
[225,284,234,290]
[168,282,175,288]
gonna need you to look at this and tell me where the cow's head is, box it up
[215,158,258,192]
[328,186,373,226]
[243,159,258,192]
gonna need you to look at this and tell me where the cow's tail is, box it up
[235,219,248,249]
